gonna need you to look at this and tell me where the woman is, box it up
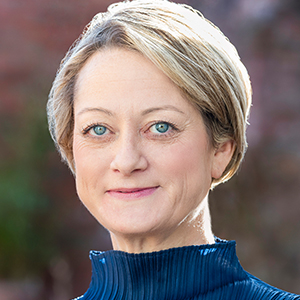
[47,0,300,299]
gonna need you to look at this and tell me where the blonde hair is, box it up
[47,0,252,187]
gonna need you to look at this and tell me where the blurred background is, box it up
[0,0,300,299]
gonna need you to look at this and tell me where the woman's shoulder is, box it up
[243,272,300,300]
[212,238,300,299]
[202,271,300,300]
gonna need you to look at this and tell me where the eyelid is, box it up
[146,120,179,135]
[82,122,110,135]
[81,120,179,137]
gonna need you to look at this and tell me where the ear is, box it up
[211,140,235,179]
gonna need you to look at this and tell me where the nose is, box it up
[110,134,148,175]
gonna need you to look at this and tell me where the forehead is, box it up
[74,47,193,114]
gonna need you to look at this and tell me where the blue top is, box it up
[74,239,300,299]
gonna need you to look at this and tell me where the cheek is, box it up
[73,138,85,168]
[73,137,106,188]
[153,139,211,179]
[73,138,109,213]
[73,138,91,196]
[73,139,91,178]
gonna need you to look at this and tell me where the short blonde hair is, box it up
[47,0,252,187]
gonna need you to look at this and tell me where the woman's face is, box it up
[73,48,225,250]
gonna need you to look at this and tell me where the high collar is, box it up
[83,239,249,300]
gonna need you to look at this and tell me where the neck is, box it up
[110,196,214,253]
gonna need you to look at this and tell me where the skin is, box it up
[72,48,234,253]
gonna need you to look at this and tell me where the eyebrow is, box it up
[76,105,185,117]
[141,105,185,115]
[76,107,114,117]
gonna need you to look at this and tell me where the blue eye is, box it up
[153,122,170,133]
[92,125,107,135]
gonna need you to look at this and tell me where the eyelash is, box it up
[82,123,110,135]
[81,121,179,137]
[146,120,179,136]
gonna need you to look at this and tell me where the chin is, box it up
[105,216,162,237]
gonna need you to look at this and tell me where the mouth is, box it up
[106,186,159,200]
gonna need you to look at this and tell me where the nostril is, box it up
[110,149,148,175]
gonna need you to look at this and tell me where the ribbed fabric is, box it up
[74,239,300,300]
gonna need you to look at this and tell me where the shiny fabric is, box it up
[74,239,300,299]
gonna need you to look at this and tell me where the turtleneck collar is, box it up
[80,239,249,300]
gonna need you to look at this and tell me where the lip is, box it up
[106,186,159,200]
